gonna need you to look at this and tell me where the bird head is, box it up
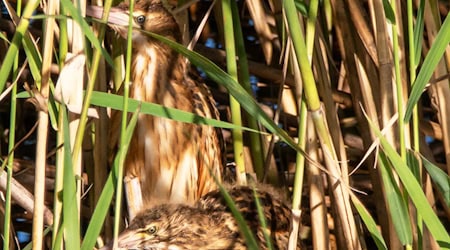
[86,0,181,45]
[100,204,208,250]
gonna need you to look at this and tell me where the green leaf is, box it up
[413,0,425,66]
[293,0,308,16]
[90,91,262,134]
[61,106,80,250]
[138,30,307,159]
[378,152,412,245]
[80,106,140,250]
[21,28,42,84]
[0,0,40,92]
[406,150,421,181]
[382,0,396,24]
[420,154,450,207]
[365,114,450,248]
[404,14,450,121]
[59,0,114,66]
[253,188,274,249]
[17,90,265,134]
[351,194,387,250]
[79,168,116,250]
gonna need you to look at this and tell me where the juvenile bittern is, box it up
[101,186,299,249]
[87,1,224,207]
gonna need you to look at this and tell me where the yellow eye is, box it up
[136,15,146,25]
[147,225,157,234]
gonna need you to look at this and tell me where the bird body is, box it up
[123,37,222,205]
[102,186,299,249]
[88,0,224,206]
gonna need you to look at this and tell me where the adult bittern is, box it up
[101,186,300,249]
[87,1,223,207]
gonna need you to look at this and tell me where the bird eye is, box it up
[135,15,146,25]
[147,225,157,234]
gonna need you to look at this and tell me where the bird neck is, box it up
[130,42,187,105]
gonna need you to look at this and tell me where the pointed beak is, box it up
[86,5,132,28]
[118,230,146,248]
[100,230,147,249]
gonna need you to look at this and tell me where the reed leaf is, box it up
[420,154,450,207]
[378,152,412,245]
[0,0,40,92]
[365,113,450,247]
[80,105,140,250]
[60,105,80,250]
[351,194,388,250]
[405,14,450,121]
[136,30,304,154]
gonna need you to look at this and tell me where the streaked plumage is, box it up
[87,0,224,207]
[101,186,299,249]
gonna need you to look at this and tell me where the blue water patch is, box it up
[205,38,216,48]
[17,231,31,244]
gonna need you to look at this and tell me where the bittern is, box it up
[101,186,299,249]
[87,1,224,207]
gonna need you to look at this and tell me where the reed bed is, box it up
[0,0,449,249]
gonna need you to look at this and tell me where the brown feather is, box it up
[101,186,301,249]
[105,0,224,206]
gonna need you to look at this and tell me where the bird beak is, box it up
[99,230,146,249]
[86,5,130,26]
[86,5,134,38]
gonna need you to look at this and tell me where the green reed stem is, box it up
[222,0,246,184]
[113,0,135,245]
[3,68,18,250]
[0,0,40,92]
[229,0,265,179]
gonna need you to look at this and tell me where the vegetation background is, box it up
[0,0,449,249]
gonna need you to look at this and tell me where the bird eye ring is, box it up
[147,226,157,234]
[135,15,146,25]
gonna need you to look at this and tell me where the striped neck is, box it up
[130,42,187,106]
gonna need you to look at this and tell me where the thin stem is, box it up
[390,1,406,160]
[283,0,361,248]
[406,0,420,151]
[0,0,40,92]
[222,0,246,184]
[71,0,112,179]
[230,0,265,179]
[52,2,69,248]
[3,71,17,250]
[113,0,135,246]
[32,0,57,248]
